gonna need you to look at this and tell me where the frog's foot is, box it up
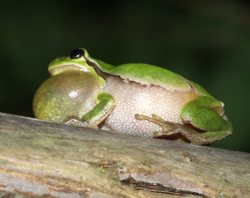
[135,114,204,144]
[135,114,177,136]
[64,93,115,129]
[63,116,94,128]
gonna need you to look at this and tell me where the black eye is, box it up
[70,48,85,59]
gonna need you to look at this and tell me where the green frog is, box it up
[33,48,232,145]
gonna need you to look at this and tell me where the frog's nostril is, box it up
[70,48,85,59]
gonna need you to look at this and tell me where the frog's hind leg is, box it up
[180,96,232,144]
[135,114,203,144]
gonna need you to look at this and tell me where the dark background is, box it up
[1,0,249,152]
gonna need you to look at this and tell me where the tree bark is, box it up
[0,112,249,198]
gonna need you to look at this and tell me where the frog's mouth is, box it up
[49,64,90,76]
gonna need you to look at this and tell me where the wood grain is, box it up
[0,112,249,197]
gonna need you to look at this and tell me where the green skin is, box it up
[33,48,232,145]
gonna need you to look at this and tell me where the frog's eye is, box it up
[70,48,85,59]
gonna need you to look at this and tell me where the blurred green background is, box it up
[0,0,249,152]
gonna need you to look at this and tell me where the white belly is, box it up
[102,76,197,137]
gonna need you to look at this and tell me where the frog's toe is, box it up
[153,129,180,138]
[64,116,89,127]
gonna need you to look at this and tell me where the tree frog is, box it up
[33,48,232,145]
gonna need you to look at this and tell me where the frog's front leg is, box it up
[65,93,115,128]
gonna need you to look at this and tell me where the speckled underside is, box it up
[102,76,198,137]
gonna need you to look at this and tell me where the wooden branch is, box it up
[0,112,249,198]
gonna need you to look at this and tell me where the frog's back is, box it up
[96,60,192,92]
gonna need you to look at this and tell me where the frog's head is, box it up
[48,48,99,76]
